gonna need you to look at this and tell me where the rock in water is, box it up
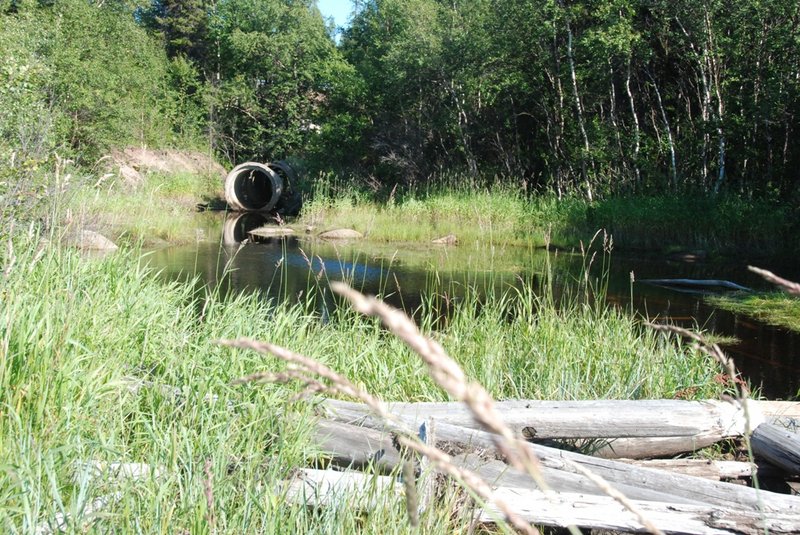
[318,229,364,240]
[432,234,458,245]
[249,226,295,238]
[71,230,119,251]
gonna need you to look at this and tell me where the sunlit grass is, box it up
[67,171,223,246]
[708,292,800,333]
[299,174,798,256]
[0,233,724,532]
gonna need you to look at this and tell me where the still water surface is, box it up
[146,212,800,399]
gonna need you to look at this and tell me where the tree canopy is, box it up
[2,0,799,197]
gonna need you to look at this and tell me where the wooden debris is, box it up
[323,398,759,458]
[752,422,800,475]
[431,234,458,245]
[620,458,784,481]
[279,467,800,534]
[639,278,751,292]
[291,397,800,532]
[481,486,800,534]
[37,460,163,534]
[280,468,400,509]
[311,415,800,514]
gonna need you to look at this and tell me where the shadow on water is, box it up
[145,212,800,400]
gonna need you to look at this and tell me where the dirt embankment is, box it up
[108,147,226,188]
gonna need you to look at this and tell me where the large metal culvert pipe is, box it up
[224,162,283,212]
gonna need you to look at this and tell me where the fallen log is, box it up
[312,419,693,503]
[281,467,800,535]
[310,414,800,515]
[482,485,800,534]
[322,398,758,458]
[280,468,400,510]
[751,422,800,475]
[620,458,786,481]
[639,278,751,292]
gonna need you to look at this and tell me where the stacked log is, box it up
[277,398,800,534]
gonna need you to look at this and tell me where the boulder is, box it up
[432,234,458,246]
[118,165,143,188]
[318,229,364,240]
[67,230,119,251]
[249,226,295,238]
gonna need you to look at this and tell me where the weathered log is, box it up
[620,458,785,481]
[751,422,800,475]
[639,278,751,292]
[310,414,800,515]
[322,398,758,458]
[312,419,693,503]
[481,486,800,534]
[313,419,403,473]
[280,468,400,510]
[280,468,800,535]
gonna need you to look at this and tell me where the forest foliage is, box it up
[1,0,799,199]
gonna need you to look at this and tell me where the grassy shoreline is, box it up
[299,177,798,259]
[52,168,800,260]
[0,234,724,532]
[708,292,800,333]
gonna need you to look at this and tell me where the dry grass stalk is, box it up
[204,458,216,533]
[647,324,747,401]
[401,459,419,528]
[223,285,669,535]
[647,322,769,526]
[222,338,539,534]
[220,338,393,422]
[331,282,545,481]
[331,283,662,535]
[748,265,800,296]
[395,436,538,535]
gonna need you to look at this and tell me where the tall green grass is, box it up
[67,170,223,246]
[300,174,798,257]
[0,234,722,532]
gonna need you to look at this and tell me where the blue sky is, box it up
[317,0,354,29]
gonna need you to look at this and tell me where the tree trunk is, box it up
[561,4,593,200]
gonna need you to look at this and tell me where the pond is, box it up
[145,212,800,400]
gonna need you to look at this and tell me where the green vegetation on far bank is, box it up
[63,169,223,247]
[300,176,799,258]
[0,235,724,532]
[708,292,800,333]
[42,164,800,259]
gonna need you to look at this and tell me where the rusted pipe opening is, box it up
[224,162,283,212]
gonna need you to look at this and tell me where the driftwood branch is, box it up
[748,266,800,295]
[639,278,751,292]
